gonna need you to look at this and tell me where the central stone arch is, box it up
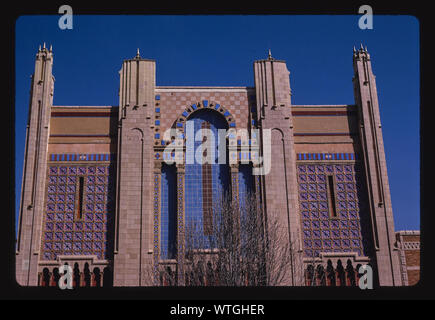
[173,100,237,131]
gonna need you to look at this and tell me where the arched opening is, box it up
[346,259,356,286]
[316,264,326,286]
[83,263,91,287]
[42,268,50,287]
[93,267,101,287]
[52,268,60,287]
[103,266,113,287]
[326,259,336,286]
[184,109,230,247]
[336,260,346,286]
[356,263,362,285]
[305,264,315,286]
[73,263,80,288]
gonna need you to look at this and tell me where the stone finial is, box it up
[135,48,141,59]
[49,44,52,52]
[43,42,46,49]
[268,49,272,60]
[353,46,356,53]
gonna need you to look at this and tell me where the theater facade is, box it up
[16,45,403,287]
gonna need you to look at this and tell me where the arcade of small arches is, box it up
[38,263,113,288]
[156,258,369,287]
[304,259,369,287]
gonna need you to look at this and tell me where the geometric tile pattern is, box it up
[297,163,372,258]
[49,153,115,162]
[155,90,255,134]
[41,164,114,260]
[297,153,357,161]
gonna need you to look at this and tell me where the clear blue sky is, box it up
[15,15,420,232]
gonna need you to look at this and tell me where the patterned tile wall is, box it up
[41,159,115,261]
[297,162,373,258]
[156,90,255,134]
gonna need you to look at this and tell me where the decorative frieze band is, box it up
[297,153,358,161]
[49,153,115,162]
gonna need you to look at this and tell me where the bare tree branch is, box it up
[181,192,297,286]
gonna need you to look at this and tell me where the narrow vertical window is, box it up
[161,164,177,259]
[76,176,84,220]
[201,122,213,235]
[327,175,338,218]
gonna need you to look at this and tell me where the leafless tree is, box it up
[181,192,301,286]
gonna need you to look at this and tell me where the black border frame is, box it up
[4,1,432,306]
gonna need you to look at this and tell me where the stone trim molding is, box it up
[303,251,371,265]
[397,230,420,236]
[155,86,255,93]
[38,254,110,270]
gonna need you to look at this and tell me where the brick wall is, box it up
[396,230,420,286]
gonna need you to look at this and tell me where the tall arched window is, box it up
[184,109,230,247]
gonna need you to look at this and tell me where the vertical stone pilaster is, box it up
[113,52,156,286]
[176,164,185,285]
[253,54,299,285]
[16,45,54,286]
[353,47,402,286]
[152,161,161,285]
